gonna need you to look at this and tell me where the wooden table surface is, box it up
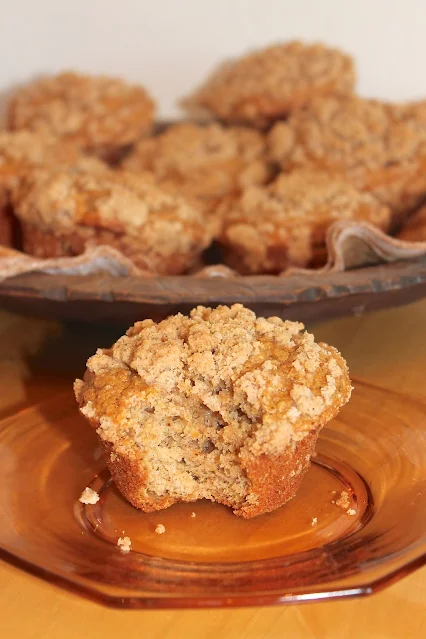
[1,301,426,639]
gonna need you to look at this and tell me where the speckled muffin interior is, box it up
[182,41,355,126]
[74,304,351,518]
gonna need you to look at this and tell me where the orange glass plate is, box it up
[0,379,425,609]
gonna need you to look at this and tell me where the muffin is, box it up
[7,72,155,163]
[74,304,351,518]
[268,96,426,217]
[397,205,426,242]
[0,129,82,246]
[122,122,271,213]
[182,41,355,127]
[13,166,214,275]
[218,170,391,274]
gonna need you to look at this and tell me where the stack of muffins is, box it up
[2,41,426,275]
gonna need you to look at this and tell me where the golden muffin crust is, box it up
[122,122,271,208]
[75,304,351,518]
[397,205,426,242]
[7,72,155,160]
[13,167,214,274]
[182,41,355,127]
[268,96,426,215]
[219,170,391,274]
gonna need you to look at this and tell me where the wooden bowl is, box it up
[0,256,425,326]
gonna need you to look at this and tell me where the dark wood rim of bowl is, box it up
[0,256,425,325]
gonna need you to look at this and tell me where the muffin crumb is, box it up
[335,490,350,510]
[155,524,166,535]
[311,517,318,526]
[347,508,356,516]
[190,512,196,518]
[117,536,132,552]
[79,487,100,505]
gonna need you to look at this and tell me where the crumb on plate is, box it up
[335,490,350,510]
[79,487,100,505]
[155,524,166,535]
[117,536,132,552]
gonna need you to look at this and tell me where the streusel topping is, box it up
[75,304,351,458]
[183,41,355,125]
[0,130,80,167]
[8,72,155,150]
[123,122,271,199]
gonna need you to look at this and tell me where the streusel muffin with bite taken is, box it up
[75,304,351,518]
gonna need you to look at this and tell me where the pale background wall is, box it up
[0,0,425,118]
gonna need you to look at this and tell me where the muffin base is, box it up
[101,429,320,519]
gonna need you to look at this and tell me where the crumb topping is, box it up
[183,41,355,125]
[117,536,132,551]
[155,524,166,535]
[75,304,350,459]
[268,96,426,187]
[219,170,391,273]
[0,130,80,166]
[123,122,270,199]
[79,487,100,505]
[8,72,155,150]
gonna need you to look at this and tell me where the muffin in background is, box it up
[268,95,426,218]
[182,41,355,127]
[12,165,215,275]
[0,129,85,247]
[7,72,155,163]
[218,170,392,274]
[123,122,272,215]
